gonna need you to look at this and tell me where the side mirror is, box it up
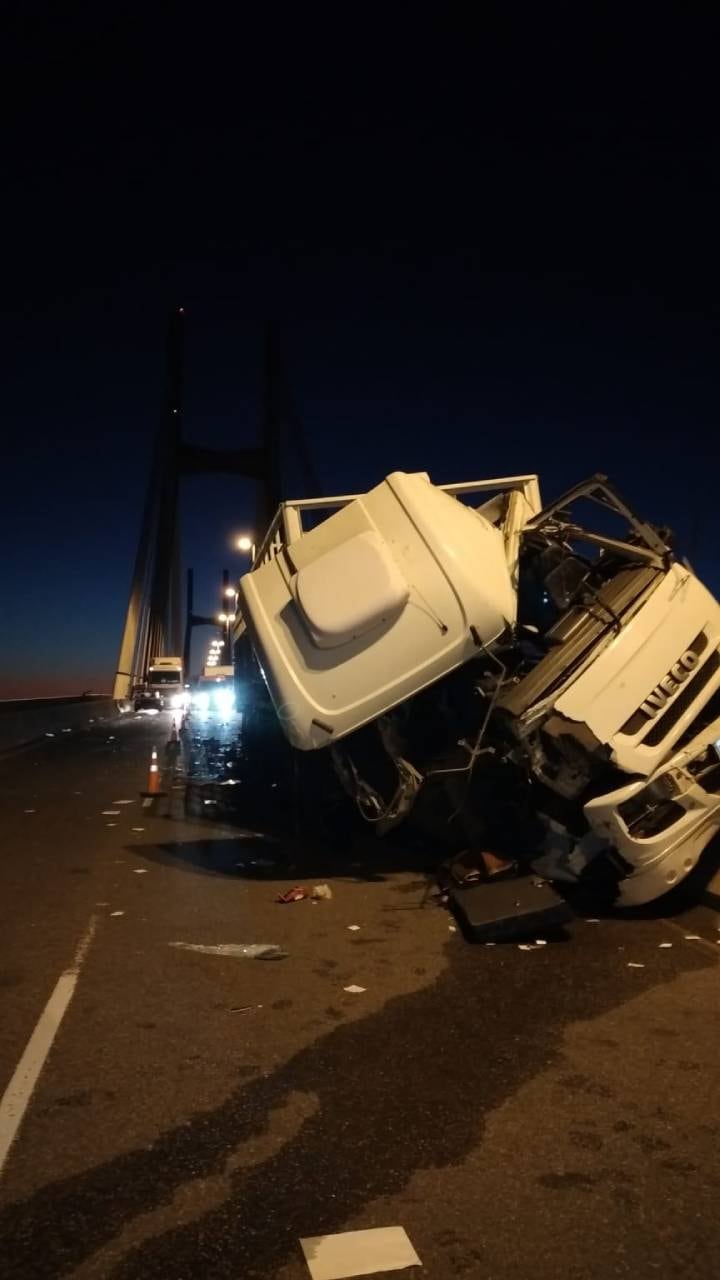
[545,557,587,610]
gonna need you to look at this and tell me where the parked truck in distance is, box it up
[133,656,185,711]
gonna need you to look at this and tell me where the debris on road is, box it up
[627,962,645,968]
[106,823,117,828]
[131,827,145,832]
[659,941,673,948]
[347,925,361,932]
[112,800,135,805]
[102,810,121,816]
[133,868,148,874]
[685,934,702,940]
[448,924,457,932]
[45,733,55,738]
[299,1225,421,1280]
[518,942,546,951]
[312,883,333,901]
[110,911,125,917]
[449,874,572,943]
[170,942,288,960]
[343,984,367,994]
[276,886,309,903]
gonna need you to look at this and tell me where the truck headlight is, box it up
[213,688,235,716]
[170,693,184,709]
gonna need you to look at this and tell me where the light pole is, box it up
[217,610,236,659]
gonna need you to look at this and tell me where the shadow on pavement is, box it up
[133,830,440,884]
[0,916,714,1279]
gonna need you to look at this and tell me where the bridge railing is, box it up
[0,694,121,754]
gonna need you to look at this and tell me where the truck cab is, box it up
[133,656,185,711]
[234,472,720,906]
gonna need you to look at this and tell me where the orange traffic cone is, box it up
[147,747,161,795]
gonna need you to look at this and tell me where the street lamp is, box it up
[234,533,256,564]
[217,611,237,654]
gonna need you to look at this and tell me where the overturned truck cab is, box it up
[235,471,720,907]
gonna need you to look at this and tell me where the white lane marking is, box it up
[0,914,97,1178]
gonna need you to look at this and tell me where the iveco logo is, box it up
[639,650,699,719]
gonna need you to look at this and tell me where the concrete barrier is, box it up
[0,695,122,754]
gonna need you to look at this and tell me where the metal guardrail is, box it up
[0,695,120,754]
[0,694,111,713]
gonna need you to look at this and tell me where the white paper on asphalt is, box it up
[300,1226,421,1279]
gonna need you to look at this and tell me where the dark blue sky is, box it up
[2,10,718,695]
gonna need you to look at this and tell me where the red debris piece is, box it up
[276,886,309,904]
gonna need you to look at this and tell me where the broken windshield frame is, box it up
[523,474,672,569]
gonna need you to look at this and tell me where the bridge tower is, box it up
[113,310,302,701]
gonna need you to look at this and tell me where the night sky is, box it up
[2,10,718,696]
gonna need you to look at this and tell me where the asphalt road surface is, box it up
[1,711,719,1279]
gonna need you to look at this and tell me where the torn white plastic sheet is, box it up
[300,1226,421,1280]
[169,942,287,960]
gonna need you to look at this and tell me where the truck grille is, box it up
[644,651,720,746]
[618,632,711,738]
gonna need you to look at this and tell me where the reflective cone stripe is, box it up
[147,747,161,795]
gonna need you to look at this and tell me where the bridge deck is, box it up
[1,712,719,1278]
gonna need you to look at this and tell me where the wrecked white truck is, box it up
[233,471,720,908]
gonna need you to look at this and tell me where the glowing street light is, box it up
[224,586,237,599]
[236,535,253,553]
